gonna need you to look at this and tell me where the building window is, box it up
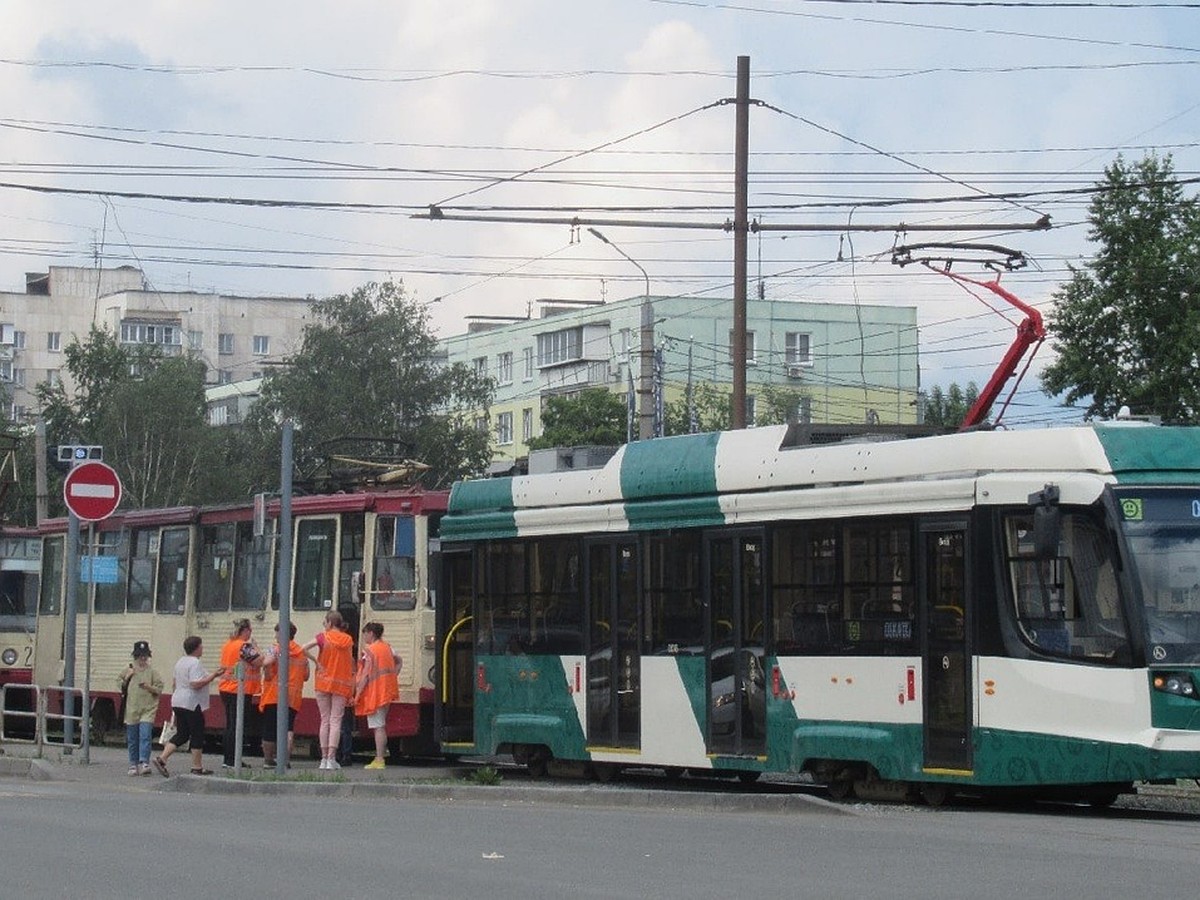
[523,347,534,380]
[728,330,756,364]
[218,369,233,385]
[797,396,812,424]
[208,405,229,426]
[45,369,61,388]
[120,322,181,349]
[12,330,25,350]
[473,357,488,377]
[496,411,514,445]
[12,368,25,387]
[497,352,513,385]
[522,407,533,442]
[252,335,270,355]
[474,415,488,434]
[187,330,203,350]
[47,332,61,352]
[0,361,10,382]
[745,394,756,427]
[0,324,13,345]
[786,332,812,367]
[9,404,25,422]
[537,326,583,367]
[218,333,234,354]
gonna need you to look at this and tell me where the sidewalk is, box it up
[0,739,852,814]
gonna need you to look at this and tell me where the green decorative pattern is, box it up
[443,477,517,540]
[1095,425,1200,484]
[622,433,724,531]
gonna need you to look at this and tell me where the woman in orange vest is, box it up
[353,621,400,770]
[259,621,309,767]
[301,610,355,771]
[218,619,262,770]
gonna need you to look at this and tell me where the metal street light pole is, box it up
[588,228,655,441]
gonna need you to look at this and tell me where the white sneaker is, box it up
[318,759,330,770]
[327,759,341,770]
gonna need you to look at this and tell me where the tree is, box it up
[1041,154,1200,422]
[247,280,494,489]
[527,389,628,450]
[922,382,981,428]
[33,326,223,514]
[663,383,809,435]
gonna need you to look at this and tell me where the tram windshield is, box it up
[1117,488,1200,664]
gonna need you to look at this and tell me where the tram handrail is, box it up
[441,616,472,703]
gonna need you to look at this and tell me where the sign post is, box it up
[61,459,121,763]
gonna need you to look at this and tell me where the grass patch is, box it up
[464,765,503,786]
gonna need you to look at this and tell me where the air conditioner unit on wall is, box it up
[785,363,806,379]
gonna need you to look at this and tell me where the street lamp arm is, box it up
[588,228,650,297]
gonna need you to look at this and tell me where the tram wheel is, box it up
[90,701,116,745]
[592,762,618,783]
[523,745,551,778]
[920,783,953,808]
[736,770,761,784]
[826,779,855,801]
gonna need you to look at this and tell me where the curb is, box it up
[157,772,858,815]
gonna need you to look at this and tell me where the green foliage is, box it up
[464,764,503,785]
[1041,154,1200,422]
[527,389,627,450]
[922,382,981,428]
[663,382,808,435]
[247,280,494,488]
[26,326,223,518]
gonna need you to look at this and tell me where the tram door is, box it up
[436,547,476,746]
[920,524,973,773]
[585,539,640,748]
[704,531,767,758]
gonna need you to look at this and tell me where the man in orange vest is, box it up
[353,621,400,770]
[259,622,309,767]
[218,619,262,770]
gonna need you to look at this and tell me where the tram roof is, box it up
[442,423,1200,541]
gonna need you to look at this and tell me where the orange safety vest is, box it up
[314,629,355,699]
[258,640,309,712]
[355,639,399,717]
[219,637,262,695]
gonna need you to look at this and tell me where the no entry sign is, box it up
[63,461,122,522]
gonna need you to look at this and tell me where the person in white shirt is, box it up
[152,635,225,777]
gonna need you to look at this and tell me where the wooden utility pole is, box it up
[731,55,750,429]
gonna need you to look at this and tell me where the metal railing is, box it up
[0,684,86,756]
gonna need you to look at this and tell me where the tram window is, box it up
[646,532,703,654]
[294,518,337,610]
[526,538,582,653]
[39,537,64,615]
[155,528,190,614]
[842,522,915,654]
[231,520,272,611]
[92,531,125,613]
[372,516,417,610]
[1005,512,1129,661]
[339,514,365,609]
[127,529,156,613]
[772,524,840,654]
[480,541,528,653]
[197,523,235,612]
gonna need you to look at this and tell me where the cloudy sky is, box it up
[3,1,1198,425]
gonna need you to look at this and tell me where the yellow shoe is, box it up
[364,758,386,770]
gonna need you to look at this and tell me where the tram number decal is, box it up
[24,646,32,665]
[1121,498,1143,521]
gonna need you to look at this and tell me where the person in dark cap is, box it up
[118,641,163,776]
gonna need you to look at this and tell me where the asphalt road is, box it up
[2,747,1200,899]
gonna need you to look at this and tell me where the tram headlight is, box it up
[1,648,16,666]
[1152,672,1199,699]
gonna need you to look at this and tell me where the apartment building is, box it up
[0,266,312,423]
[440,293,921,471]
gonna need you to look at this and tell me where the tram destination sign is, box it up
[63,461,122,522]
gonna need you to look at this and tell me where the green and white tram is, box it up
[435,422,1200,804]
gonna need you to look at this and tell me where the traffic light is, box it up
[51,445,103,472]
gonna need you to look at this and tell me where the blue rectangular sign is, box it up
[80,555,119,584]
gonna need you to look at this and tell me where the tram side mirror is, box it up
[1028,484,1062,560]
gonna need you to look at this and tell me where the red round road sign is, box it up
[63,461,123,522]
